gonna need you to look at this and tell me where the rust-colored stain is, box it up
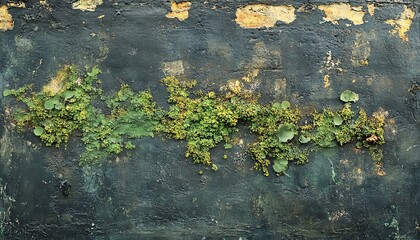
[318,4,365,26]
[72,0,103,12]
[0,6,13,32]
[166,1,192,21]
[385,6,415,42]
[235,4,296,29]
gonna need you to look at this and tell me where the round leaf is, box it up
[340,90,359,103]
[63,91,74,100]
[281,101,290,109]
[33,127,44,136]
[333,115,343,126]
[277,124,296,142]
[299,135,311,144]
[272,102,282,109]
[273,159,288,173]
[54,102,64,110]
[44,99,55,110]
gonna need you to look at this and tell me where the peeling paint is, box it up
[351,33,371,67]
[242,69,259,83]
[162,60,185,76]
[0,6,13,32]
[166,1,191,21]
[72,0,103,12]
[274,78,286,99]
[367,4,376,16]
[6,2,25,8]
[385,6,415,42]
[323,74,331,88]
[318,4,365,26]
[235,4,296,29]
[319,51,342,76]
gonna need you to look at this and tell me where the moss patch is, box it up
[4,67,386,175]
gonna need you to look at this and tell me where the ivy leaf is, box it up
[33,126,44,136]
[273,159,288,173]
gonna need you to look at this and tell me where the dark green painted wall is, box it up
[0,1,419,239]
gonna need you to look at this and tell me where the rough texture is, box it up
[166,1,192,21]
[0,6,13,31]
[318,3,366,26]
[0,0,419,239]
[72,0,103,12]
[235,4,296,29]
[385,6,415,41]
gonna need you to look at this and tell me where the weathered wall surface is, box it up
[0,0,419,239]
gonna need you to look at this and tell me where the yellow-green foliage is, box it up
[4,68,386,175]
[4,66,160,166]
[4,66,100,146]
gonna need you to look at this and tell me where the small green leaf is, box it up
[224,143,233,149]
[333,115,343,126]
[340,90,359,103]
[87,67,100,77]
[281,101,290,109]
[277,124,296,142]
[299,135,311,144]
[33,127,44,136]
[273,159,288,173]
[272,102,282,109]
[3,89,12,97]
[63,91,75,100]
[44,99,55,110]
[54,102,64,110]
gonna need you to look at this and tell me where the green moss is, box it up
[4,68,386,175]
[5,66,160,166]
[4,66,99,147]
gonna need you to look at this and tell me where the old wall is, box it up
[0,0,419,239]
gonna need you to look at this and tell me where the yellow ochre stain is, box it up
[318,3,365,26]
[43,67,72,96]
[367,4,376,16]
[235,4,296,29]
[242,69,259,83]
[166,1,192,21]
[385,6,415,42]
[0,5,13,32]
[323,75,331,88]
[72,0,103,12]
[7,2,26,8]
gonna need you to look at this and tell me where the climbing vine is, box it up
[3,66,385,176]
